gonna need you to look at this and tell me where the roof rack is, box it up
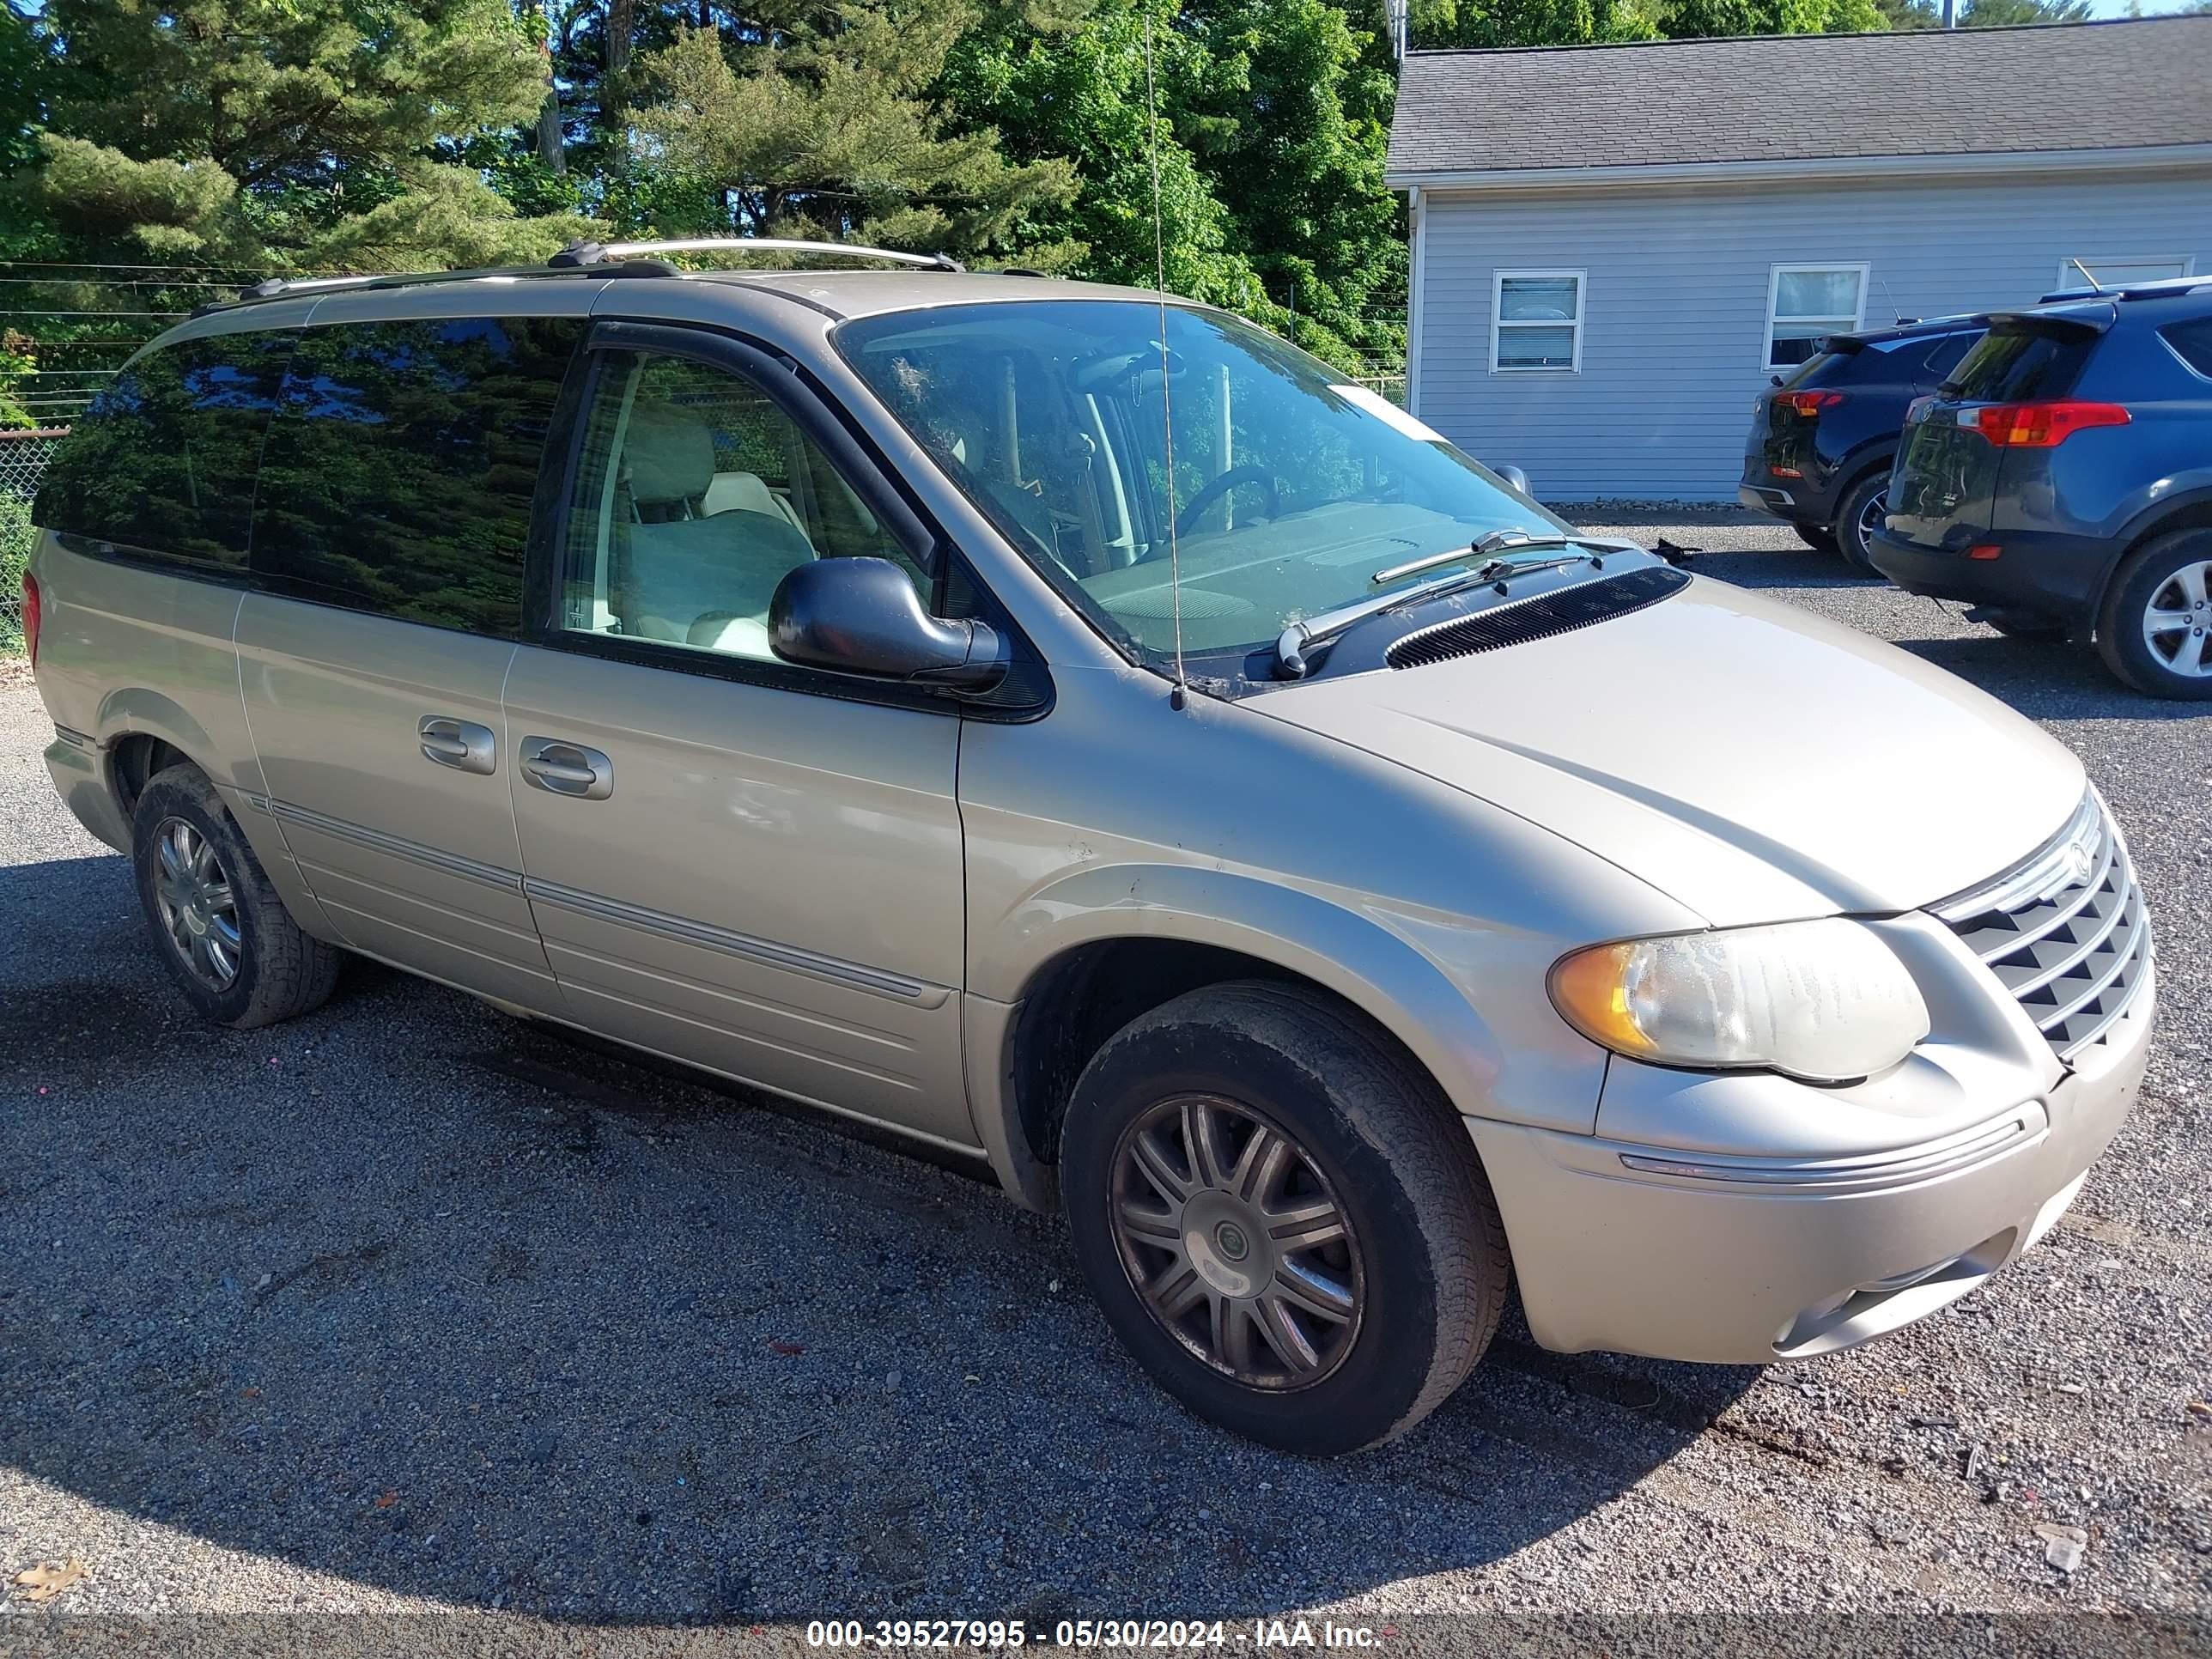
[550,237,965,273]
[193,262,601,318]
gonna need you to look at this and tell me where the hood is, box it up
[1255,574,2083,926]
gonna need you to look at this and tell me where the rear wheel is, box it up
[131,764,342,1028]
[1984,614,2069,642]
[2096,529,2212,700]
[1791,524,1838,556]
[1835,470,1891,572]
[1060,981,1510,1455]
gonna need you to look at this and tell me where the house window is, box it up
[2056,257,2191,293]
[1765,264,1868,370]
[1492,271,1583,372]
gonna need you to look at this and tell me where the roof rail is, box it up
[192,262,610,318]
[550,237,965,273]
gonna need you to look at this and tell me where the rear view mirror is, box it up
[1497,465,1533,496]
[770,557,1009,692]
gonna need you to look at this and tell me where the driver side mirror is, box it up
[769,556,1009,692]
[1497,465,1533,496]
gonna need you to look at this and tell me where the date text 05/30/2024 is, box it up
[805,1620,1389,1650]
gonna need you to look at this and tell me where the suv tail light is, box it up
[1961,401,2130,448]
[20,571,39,669]
[1778,391,1845,417]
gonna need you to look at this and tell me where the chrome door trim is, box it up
[522,876,950,1008]
[268,799,525,893]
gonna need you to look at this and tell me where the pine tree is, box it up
[5,0,591,271]
[625,5,1080,261]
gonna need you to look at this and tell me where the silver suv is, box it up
[25,243,2154,1455]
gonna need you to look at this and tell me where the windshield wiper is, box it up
[1276,532,1640,679]
[1371,528,1585,586]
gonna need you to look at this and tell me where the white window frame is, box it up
[1762,262,1869,373]
[1491,269,1584,374]
[2054,255,2194,292]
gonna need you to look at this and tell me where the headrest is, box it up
[623,403,716,505]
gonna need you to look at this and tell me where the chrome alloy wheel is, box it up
[1107,1095,1364,1390]
[152,817,243,988]
[2141,558,2212,678]
[1854,484,1889,554]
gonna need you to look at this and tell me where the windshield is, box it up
[836,300,1571,671]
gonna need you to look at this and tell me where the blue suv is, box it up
[1870,276,2212,698]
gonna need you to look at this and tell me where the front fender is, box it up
[988,860,1612,1140]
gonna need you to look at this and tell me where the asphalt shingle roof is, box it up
[1386,19,2212,179]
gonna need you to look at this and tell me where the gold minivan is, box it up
[25,243,2154,1454]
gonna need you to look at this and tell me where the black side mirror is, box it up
[769,556,1009,692]
[1496,465,1532,496]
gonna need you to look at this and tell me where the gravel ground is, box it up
[2,526,2209,1647]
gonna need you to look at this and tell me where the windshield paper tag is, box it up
[1330,384,1449,445]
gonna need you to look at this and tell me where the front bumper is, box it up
[1868,526,2109,623]
[1468,957,2153,1364]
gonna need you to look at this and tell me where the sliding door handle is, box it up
[419,716,496,775]
[520,737,614,801]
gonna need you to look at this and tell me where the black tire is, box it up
[1984,614,2069,643]
[1834,469,1892,573]
[131,763,342,1028]
[1059,981,1510,1455]
[2095,529,2212,699]
[1791,523,1838,555]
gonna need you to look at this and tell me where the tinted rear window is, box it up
[2162,318,2212,380]
[1780,350,1844,390]
[33,330,292,568]
[1920,331,1979,381]
[1948,326,2093,402]
[248,317,582,635]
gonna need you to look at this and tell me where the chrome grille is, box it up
[1933,791,2151,1062]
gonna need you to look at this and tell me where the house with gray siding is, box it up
[1387,18,2212,503]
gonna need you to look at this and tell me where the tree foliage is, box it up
[6,0,589,270]
[1,0,2121,423]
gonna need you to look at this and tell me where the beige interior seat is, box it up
[618,404,817,650]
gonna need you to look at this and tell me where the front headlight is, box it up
[1548,919,1929,1085]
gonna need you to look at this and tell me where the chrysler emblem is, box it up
[2061,837,2095,886]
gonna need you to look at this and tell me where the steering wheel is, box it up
[1174,465,1279,538]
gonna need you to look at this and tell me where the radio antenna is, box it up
[1142,9,1190,711]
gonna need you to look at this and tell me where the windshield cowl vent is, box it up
[1384,565,1692,671]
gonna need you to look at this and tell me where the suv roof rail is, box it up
[550,237,966,273]
[2039,274,2212,305]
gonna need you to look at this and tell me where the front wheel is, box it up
[1060,981,1510,1455]
[2096,529,2212,699]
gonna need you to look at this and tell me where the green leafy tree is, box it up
[626,6,1079,260]
[4,0,592,270]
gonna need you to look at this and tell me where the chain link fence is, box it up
[0,428,62,652]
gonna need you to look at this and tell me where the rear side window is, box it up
[33,330,291,569]
[248,316,584,635]
[1919,331,1979,382]
[1948,326,2093,402]
[2162,319,2212,380]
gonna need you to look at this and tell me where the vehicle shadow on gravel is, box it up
[0,852,1758,1625]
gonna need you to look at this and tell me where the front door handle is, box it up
[520,737,614,801]
[419,716,496,775]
